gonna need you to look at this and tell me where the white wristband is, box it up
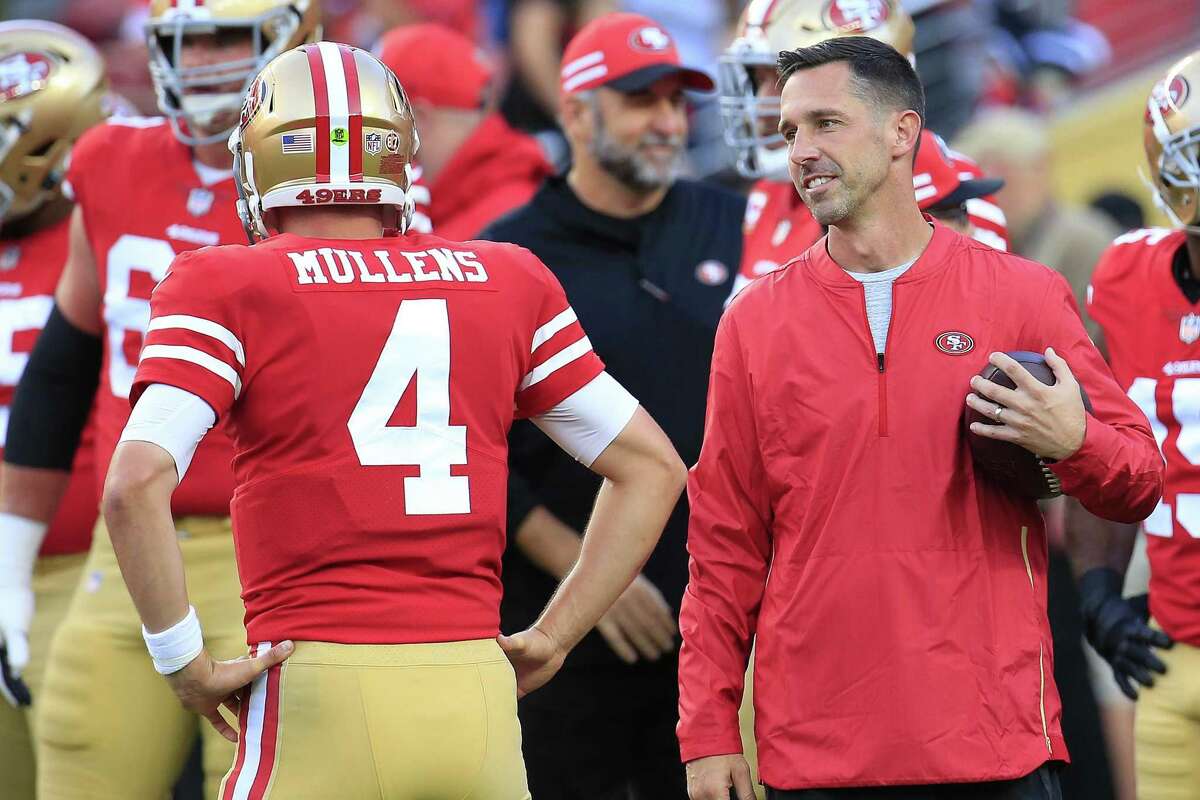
[0,513,48,586]
[142,606,204,675]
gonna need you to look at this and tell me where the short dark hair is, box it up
[777,36,925,128]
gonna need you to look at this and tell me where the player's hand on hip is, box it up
[686,754,756,800]
[1079,568,1173,700]
[166,641,293,742]
[596,573,677,664]
[0,576,34,707]
[497,625,566,697]
[966,348,1086,461]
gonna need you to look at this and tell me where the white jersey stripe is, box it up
[965,197,1008,227]
[140,345,242,397]
[521,336,593,391]
[230,642,272,800]
[531,308,578,353]
[148,315,246,366]
[317,42,350,183]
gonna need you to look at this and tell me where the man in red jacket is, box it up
[679,36,1164,800]
[376,23,556,241]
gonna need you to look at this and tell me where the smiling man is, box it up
[678,36,1164,800]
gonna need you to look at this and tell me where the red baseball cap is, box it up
[912,129,1003,211]
[375,23,494,110]
[560,13,714,96]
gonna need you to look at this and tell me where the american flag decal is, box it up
[281,131,315,154]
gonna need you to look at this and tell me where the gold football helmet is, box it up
[720,0,915,179]
[1145,51,1200,232]
[146,0,321,146]
[0,20,108,224]
[230,42,420,241]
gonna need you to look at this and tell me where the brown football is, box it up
[965,351,1092,499]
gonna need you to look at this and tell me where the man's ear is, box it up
[894,109,922,160]
[559,93,593,146]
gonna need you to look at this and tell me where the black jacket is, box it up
[482,175,746,667]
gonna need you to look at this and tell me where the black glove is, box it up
[1078,567,1173,700]
[0,644,31,707]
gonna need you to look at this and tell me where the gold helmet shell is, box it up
[230,42,420,241]
[720,0,915,179]
[1145,51,1200,231]
[0,20,108,223]
[146,0,321,146]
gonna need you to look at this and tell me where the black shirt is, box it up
[482,175,746,666]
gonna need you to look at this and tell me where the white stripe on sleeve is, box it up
[139,344,242,397]
[147,314,246,366]
[532,372,639,467]
[519,336,592,391]
[119,384,216,481]
[530,308,578,353]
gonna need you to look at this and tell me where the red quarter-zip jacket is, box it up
[678,223,1163,789]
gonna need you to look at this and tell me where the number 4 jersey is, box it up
[64,117,242,514]
[1088,226,1200,647]
[131,232,607,645]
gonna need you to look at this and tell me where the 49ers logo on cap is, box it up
[825,0,890,33]
[629,26,671,53]
[1149,74,1190,120]
[0,52,53,102]
[935,331,974,355]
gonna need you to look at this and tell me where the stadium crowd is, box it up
[0,1,1197,799]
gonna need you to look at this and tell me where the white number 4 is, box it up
[348,298,470,515]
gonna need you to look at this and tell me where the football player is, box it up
[0,21,109,799]
[1067,51,1200,800]
[102,43,684,798]
[719,0,1009,299]
[0,2,320,798]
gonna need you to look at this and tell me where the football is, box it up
[965,351,1092,499]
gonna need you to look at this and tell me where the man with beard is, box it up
[480,12,745,799]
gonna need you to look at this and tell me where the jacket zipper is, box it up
[857,284,894,437]
[1020,525,1054,756]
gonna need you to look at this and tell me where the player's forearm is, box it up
[0,463,71,523]
[1064,496,1139,577]
[102,442,190,632]
[535,463,684,653]
[514,505,583,580]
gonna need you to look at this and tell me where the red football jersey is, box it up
[950,151,1010,252]
[1088,227,1200,646]
[0,216,97,555]
[729,178,823,300]
[64,118,239,515]
[132,232,606,645]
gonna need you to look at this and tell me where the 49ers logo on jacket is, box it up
[296,187,383,205]
[935,331,974,355]
[0,52,52,102]
[825,0,890,33]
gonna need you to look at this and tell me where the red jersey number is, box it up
[348,298,470,515]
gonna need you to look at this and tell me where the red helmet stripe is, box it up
[306,44,331,183]
[339,45,364,183]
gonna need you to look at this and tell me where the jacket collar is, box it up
[532,174,675,249]
[802,217,959,289]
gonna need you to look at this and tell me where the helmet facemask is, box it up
[147,6,304,146]
[718,40,789,181]
[1147,91,1200,233]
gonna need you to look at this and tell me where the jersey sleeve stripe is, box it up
[139,345,242,397]
[147,315,246,366]
[520,335,593,391]
[531,307,578,353]
[964,197,1007,226]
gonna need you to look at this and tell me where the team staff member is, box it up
[680,37,1163,800]
[483,12,744,799]
[376,23,556,240]
[1066,51,1200,800]
[0,3,321,797]
[103,43,684,798]
[0,22,107,799]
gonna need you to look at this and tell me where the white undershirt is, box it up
[119,373,639,483]
[844,258,917,355]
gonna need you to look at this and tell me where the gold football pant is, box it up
[36,516,246,800]
[217,639,530,800]
[1136,626,1200,800]
[0,551,86,799]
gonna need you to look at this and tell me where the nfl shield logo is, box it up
[1181,313,1200,344]
[365,132,382,155]
[187,187,214,218]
